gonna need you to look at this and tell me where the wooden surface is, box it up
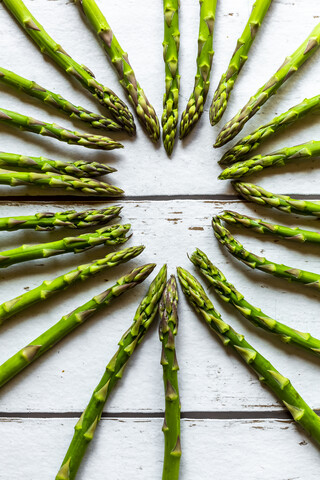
[0,0,320,479]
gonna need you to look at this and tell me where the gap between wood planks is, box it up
[1,193,320,202]
[1,410,319,420]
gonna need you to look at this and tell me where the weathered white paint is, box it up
[1,417,319,479]
[0,200,319,415]
[0,0,319,196]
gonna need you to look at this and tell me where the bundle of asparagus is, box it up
[2,0,135,135]
[56,265,167,480]
[177,267,320,446]
[215,22,320,147]
[0,263,156,390]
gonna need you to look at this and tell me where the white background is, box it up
[0,0,320,478]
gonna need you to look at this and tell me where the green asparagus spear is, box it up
[162,0,180,155]
[233,181,320,217]
[56,265,167,480]
[212,216,320,289]
[0,263,155,390]
[0,67,121,132]
[210,0,272,125]
[0,108,122,151]
[1,0,135,134]
[219,140,320,180]
[191,248,320,356]
[0,206,121,232]
[215,22,320,147]
[220,94,320,165]
[179,0,216,139]
[177,266,320,445]
[0,223,130,269]
[0,169,123,196]
[159,275,181,480]
[0,151,116,178]
[76,0,160,143]
[0,246,144,326]
[219,210,320,244]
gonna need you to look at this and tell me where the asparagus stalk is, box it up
[0,66,121,132]
[219,210,320,244]
[177,266,320,445]
[0,151,115,178]
[162,0,180,155]
[0,151,116,178]
[56,265,167,480]
[179,0,216,139]
[0,169,123,196]
[0,263,155,390]
[0,206,121,232]
[76,0,160,143]
[0,223,130,269]
[210,0,272,125]
[219,140,320,180]
[0,108,122,151]
[1,0,135,135]
[191,248,320,356]
[0,245,144,326]
[220,94,320,165]
[215,22,320,147]
[212,216,320,290]
[159,275,181,480]
[233,181,320,217]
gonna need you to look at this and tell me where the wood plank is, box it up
[0,0,320,197]
[0,200,319,413]
[1,416,319,479]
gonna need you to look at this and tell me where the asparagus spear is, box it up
[212,216,320,289]
[233,181,320,217]
[210,0,272,125]
[0,245,144,326]
[0,263,155,390]
[219,140,320,180]
[191,248,320,356]
[220,94,320,165]
[0,223,130,269]
[179,0,216,139]
[0,151,116,178]
[76,0,160,143]
[159,275,181,480]
[1,0,135,135]
[177,267,320,445]
[0,67,121,132]
[56,265,167,480]
[0,170,123,196]
[0,108,122,151]
[215,22,320,147]
[162,0,180,155]
[219,210,320,244]
[0,206,121,231]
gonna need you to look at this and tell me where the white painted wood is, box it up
[0,0,319,196]
[0,200,319,414]
[1,416,319,479]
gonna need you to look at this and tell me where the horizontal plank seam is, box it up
[0,194,320,202]
[0,410,319,420]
